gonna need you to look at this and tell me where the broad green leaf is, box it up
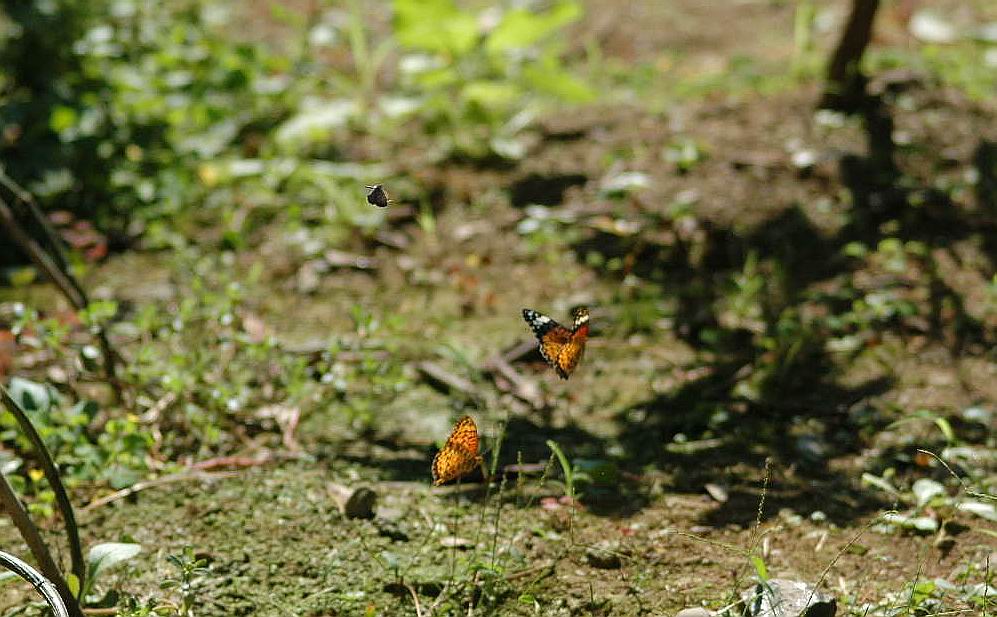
[912,478,945,508]
[750,555,768,581]
[393,0,478,55]
[486,2,582,53]
[523,62,595,103]
[87,543,142,583]
[462,81,521,112]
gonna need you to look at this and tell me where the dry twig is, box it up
[81,471,238,512]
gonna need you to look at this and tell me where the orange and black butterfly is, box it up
[521,306,590,379]
[365,184,392,208]
[432,415,484,486]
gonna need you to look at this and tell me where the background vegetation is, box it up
[0,0,994,615]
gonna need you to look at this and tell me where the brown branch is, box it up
[0,383,85,600]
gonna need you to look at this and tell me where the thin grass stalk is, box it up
[0,383,86,598]
[0,549,71,617]
[0,467,83,617]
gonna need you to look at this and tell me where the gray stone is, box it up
[741,579,836,617]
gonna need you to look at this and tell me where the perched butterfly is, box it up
[522,306,590,379]
[365,184,392,208]
[432,415,484,486]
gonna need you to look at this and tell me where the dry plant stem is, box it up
[806,512,892,609]
[0,196,122,398]
[81,470,238,513]
[0,383,86,598]
[505,562,554,581]
[0,550,70,617]
[0,470,83,617]
[403,581,425,617]
[917,448,996,501]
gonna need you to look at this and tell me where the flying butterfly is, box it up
[432,415,484,486]
[521,306,590,379]
[365,184,392,208]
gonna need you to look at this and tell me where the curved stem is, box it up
[0,195,123,400]
[0,468,83,617]
[0,550,70,617]
[0,383,86,599]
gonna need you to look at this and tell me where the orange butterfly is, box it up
[522,307,590,379]
[432,415,484,486]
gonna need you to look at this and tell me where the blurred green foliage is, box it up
[0,0,592,252]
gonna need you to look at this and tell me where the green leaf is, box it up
[523,61,595,103]
[750,555,768,581]
[9,267,37,287]
[912,478,945,508]
[0,572,18,587]
[393,0,478,55]
[933,417,955,443]
[462,80,521,112]
[87,542,142,584]
[67,573,80,597]
[486,2,582,53]
[50,105,78,133]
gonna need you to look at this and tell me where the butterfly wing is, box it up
[555,322,589,379]
[432,416,481,485]
[522,309,573,372]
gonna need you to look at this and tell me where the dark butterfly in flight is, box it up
[365,184,392,208]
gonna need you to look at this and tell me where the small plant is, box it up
[161,548,209,617]
[391,0,593,160]
[79,542,143,604]
[664,138,708,174]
